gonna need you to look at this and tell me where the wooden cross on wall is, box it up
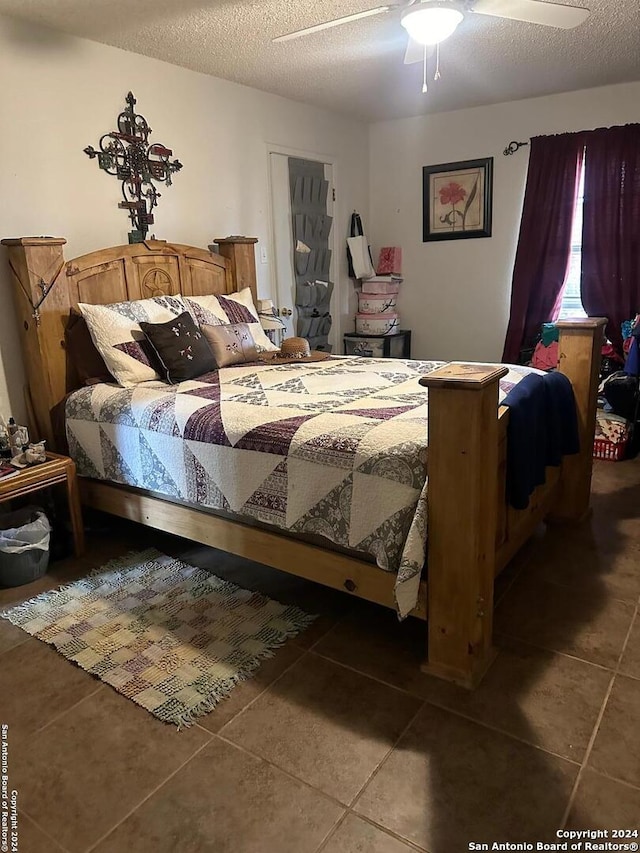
[84,92,183,243]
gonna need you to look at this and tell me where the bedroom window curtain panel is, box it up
[580,123,640,352]
[502,133,585,363]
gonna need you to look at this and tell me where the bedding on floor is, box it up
[65,357,539,616]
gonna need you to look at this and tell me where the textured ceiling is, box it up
[1,0,639,121]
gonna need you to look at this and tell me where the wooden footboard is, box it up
[419,318,606,688]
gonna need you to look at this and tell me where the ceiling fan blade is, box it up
[404,37,425,64]
[471,0,590,29]
[273,6,391,42]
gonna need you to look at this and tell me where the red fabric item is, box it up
[502,133,585,363]
[581,124,640,352]
[531,341,559,371]
[601,343,624,363]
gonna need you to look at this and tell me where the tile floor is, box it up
[1,458,639,852]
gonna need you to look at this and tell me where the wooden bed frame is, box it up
[2,235,606,688]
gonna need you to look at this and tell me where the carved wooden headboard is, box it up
[1,235,259,448]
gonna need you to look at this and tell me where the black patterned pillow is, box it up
[140,312,216,384]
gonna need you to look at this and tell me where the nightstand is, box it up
[344,329,412,359]
[0,452,85,557]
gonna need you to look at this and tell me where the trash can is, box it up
[0,507,51,587]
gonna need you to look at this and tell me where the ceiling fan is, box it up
[273,0,590,89]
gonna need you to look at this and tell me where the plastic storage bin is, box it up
[593,412,630,461]
[344,337,386,357]
[344,330,412,359]
[0,507,51,587]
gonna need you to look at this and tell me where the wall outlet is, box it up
[260,246,268,264]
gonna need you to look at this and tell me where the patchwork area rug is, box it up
[2,549,315,727]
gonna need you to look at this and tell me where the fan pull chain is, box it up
[434,42,441,81]
[422,44,428,93]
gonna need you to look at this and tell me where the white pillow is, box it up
[185,288,278,353]
[78,295,188,387]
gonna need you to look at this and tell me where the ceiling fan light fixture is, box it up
[401,1,464,45]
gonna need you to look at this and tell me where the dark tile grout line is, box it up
[307,647,584,767]
[214,730,348,810]
[210,605,357,736]
[18,809,73,853]
[347,697,428,810]
[209,647,314,736]
[82,734,216,853]
[307,647,427,700]
[589,765,640,793]
[559,600,639,829]
[33,684,106,737]
[336,700,432,852]
[313,811,351,853]
[494,626,634,674]
[345,811,431,852]
[559,673,616,830]
[316,809,430,853]
[291,605,354,652]
[310,606,356,645]
[215,641,323,737]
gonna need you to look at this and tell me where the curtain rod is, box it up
[503,140,530,156]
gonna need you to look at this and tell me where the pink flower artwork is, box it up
[438,182,467,207]
[424,158,492,241]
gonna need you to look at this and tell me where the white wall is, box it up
[369,81,640,362]
[0,15,369,421]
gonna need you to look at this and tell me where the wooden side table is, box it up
[0,452,85,557]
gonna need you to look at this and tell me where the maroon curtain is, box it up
[502,133,585,363]
[581,124,640,352]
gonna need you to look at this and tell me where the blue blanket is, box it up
[625,337,640,377]
[503,371,580,510]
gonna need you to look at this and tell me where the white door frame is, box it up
[266,142,339,350]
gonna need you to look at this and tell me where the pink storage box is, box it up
[357,293,398,315]
[376,247,402,276]
[361,280,400,295]
[355,313,399,335]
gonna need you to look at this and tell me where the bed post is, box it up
[419,363,508,688]
[2,237,69,447]
[212,237,259,303]
[551,317,607,522]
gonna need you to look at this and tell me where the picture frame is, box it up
[422,157,493,242]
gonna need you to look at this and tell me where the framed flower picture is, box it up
[422,157,493,242]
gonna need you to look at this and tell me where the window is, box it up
[558,161,587,319]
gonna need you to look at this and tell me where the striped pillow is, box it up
[185,288,278,353]
[78,295,188,387]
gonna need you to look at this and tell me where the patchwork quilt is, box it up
[65,358,537,616]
